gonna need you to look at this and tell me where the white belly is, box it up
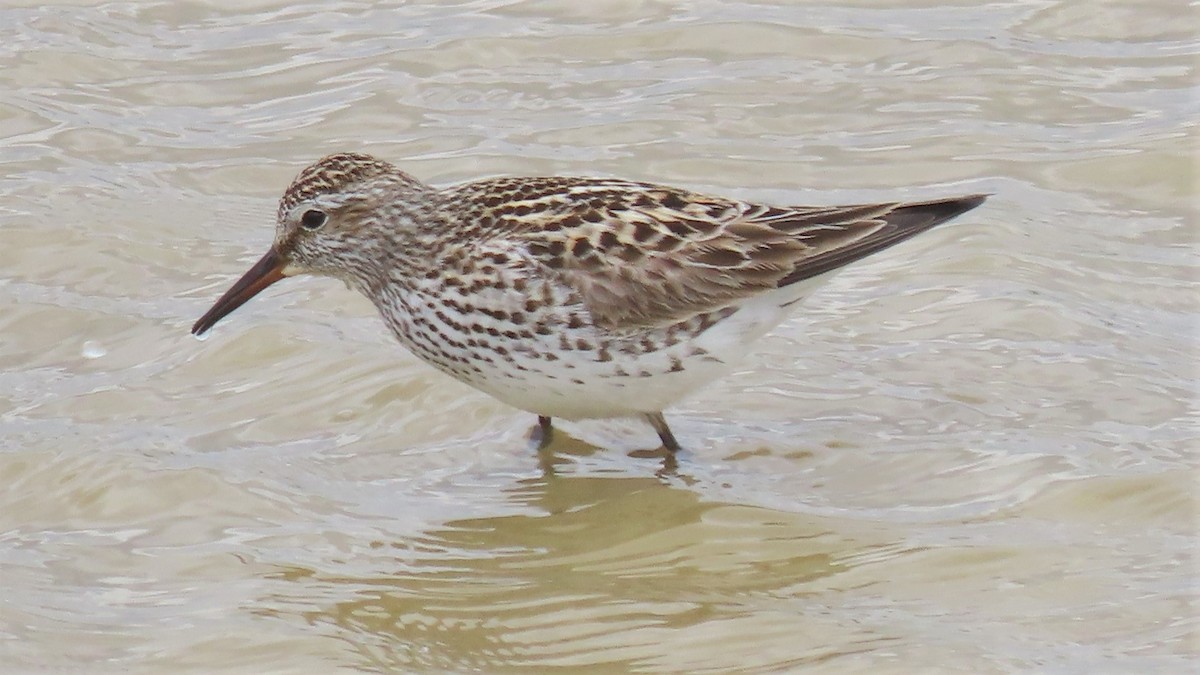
[371,275,829,419]
[472,343,737,419]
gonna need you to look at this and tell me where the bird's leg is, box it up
[530,415,554,449]
[645,413,682,453]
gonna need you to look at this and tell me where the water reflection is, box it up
[263,460,843,671]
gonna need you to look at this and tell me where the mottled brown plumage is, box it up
[193,153,986,453]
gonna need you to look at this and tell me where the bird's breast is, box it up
[364,278,740,417]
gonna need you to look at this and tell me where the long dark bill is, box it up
[191,248,286,336]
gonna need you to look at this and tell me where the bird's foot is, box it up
[528,415,554,450]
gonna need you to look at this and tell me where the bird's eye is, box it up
[300,209,328,231]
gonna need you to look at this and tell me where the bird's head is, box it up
[191,152,431,336]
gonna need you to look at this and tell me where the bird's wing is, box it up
[447,177,985,331]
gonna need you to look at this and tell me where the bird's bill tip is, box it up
[191,248,286,336]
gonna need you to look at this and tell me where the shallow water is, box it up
[1,0,1195,671]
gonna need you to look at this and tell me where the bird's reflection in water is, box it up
[254,435,840,672]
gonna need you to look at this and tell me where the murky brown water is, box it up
[2,1,1195,671]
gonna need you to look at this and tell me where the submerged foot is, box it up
[529,415,555,449]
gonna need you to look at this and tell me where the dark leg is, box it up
[645,413,682,453]
[530,415,554,448]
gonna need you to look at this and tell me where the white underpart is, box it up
[377,273,836,420]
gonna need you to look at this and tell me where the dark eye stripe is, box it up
[300,209,328,230]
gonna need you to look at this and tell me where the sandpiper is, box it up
[193,153,985,452]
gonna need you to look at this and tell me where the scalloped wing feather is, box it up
[446,178,985,332]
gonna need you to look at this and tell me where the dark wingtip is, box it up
[948,193,989,216]
[885,193,988,231]
[775,192,989,288]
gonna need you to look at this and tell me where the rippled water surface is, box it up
[1,1,1195,671]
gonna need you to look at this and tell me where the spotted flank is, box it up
[193,152,987,453]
